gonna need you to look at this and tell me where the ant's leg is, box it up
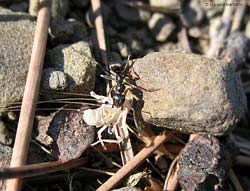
[90,91,113,105]
[119,108,128,130]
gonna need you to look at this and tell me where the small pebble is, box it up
[148,13,175,42]
[0,121,12,145]
[9,2,28,12]
[41,68,68,91]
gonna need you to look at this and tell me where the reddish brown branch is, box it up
[97,130,176,191]
[91,0,108,67]
[5,0,52,190]
[0,158,87,179]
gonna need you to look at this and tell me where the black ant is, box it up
[100,55,136,108]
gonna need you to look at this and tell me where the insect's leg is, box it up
[96,125,109,149]
[90,91,113,104]
[91,139,122,147]
[120,108,128,130]
[130,107,142,131]
[113,124,122,142]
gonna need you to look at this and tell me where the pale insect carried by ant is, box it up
[82,55,142,148]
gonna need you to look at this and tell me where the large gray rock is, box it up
[133,52,247,136]
[29,0,69,17]
[0,7,36,110]
[46,41,96,94]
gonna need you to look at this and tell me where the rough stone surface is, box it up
[37,105,95,162]
[9,2,28,12]
[0,7,36,110]
[224,32,250,69]
[41,68,68,91]
[0,121,12,146]
[182,0,205,27]
[148,13,175,42]
[149,0,180,13]
[46,41,96,94]
[29,0,69,17]
[49,17,87,44]
[115,2,151,23]
[177,135,237,191]
[133,51,247,136]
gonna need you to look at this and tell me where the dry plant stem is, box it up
[94,142,182,155]
[228,169,244,191]
[163,156,179,191]
[178,27,192,53]
[97,130,176,191]
[231,0,246,31]
[0,158,87,179]
[91,0,108,67]
[118,124,134,165]
[207,0,236,57]
[136,127,175,159]
[5,0,51,190]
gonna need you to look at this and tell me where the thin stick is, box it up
[0,158,87,179]
[207,0,236,57]
[97,130,176,191]
[118,124,134,165]
[90,0,108,67]
[5,0,52,190]
[231,0,246,31]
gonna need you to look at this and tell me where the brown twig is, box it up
[97,130,176,191]
[0,158,87,179]
[231,0,246,31]
[90,0,108,67]
[94,142,183,155]
[207,0,236,57]
[5,0,52,190]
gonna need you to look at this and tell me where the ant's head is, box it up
[112,94,125,107]
[109,61,125,74]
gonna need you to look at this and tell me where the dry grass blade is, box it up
[0,158,87,179]
[118,124,134,165]
[5,0,52,190]
[97,130,176,191]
